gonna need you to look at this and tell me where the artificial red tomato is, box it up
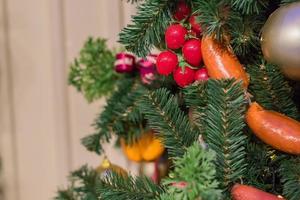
[195,68,209,81]
[189,15,202,36]
[182,39,202,67]
[173,1,191,21]
[156,51,178,75]
[165,24,187,50]
[173,67,195,87]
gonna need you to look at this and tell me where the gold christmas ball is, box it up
[261,2,300,79]
[96,157,127,178]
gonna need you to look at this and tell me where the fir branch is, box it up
[183,82,208,134]
[125,0,143,3]
[193,0,238,41]
[119,0,173,57]
[229,16,262,59]
[183,82,207,108]
[69,165,99,200]
[138,88,200,158]
[161,142,221,200]
[81,134,102,154]
[110,83,147,137]
[245,141,281,193]
[98,172,164,200]
[248,59,300,120]
[55,188,77,200]
[82,78,137,154]
[230,0,269,15]
[68,37,118,102]
[281,0,300,5]
[204,79,248,196]
[54,165,99,200]
[280,158,300,200]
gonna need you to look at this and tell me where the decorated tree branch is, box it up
[57,0,300,199]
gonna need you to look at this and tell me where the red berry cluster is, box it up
[156,0,209,87]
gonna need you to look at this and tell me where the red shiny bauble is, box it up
[173,1,191,21]
[156,51,178,75]
[173,67,195,87]
[189,15,202,36]
[195,68,209,81]
[182,39,202,67]
[165,24,187,50]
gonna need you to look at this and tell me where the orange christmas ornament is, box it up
[246,102,300,155]
[121,131,165,162]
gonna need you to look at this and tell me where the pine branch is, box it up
[69,165,99,200]
[98,172,164,200]
[68,37,118,102]
[193,0,239,41]
[161,142,221,200]
[119,0,173,57]
[245,141,281,193]
[204,79,248,196]
[55,188,77,200]
[110,83,147,137]
[183,82,208,134]
[81,134,102,154]
[54,165,99,200]
[248,59,300,120]
[138,88,200,158]
[281,0,300,5]
[125,0,143,3]
[230,0,269,14]
[229,15,262,59]
[82,78,143,154]
[280,158,300,200]
[183,82,207,108]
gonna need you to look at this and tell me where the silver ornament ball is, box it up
[261,2,300,79]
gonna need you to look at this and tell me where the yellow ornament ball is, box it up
[96,157,127,177]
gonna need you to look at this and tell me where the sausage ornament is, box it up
[231,184,285,200]
[121,131,165,162]
[201,35,249,88]
[246,102,300,155]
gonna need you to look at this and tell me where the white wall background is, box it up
[0,1,137,199]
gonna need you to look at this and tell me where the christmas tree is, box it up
[56,0,300,199]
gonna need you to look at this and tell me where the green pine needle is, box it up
[281,0,300,5]
[248,59,300,120]
[55,188,77,200]
[98,172,164,200]
[54,165,99,200]
[161,142,221,200]
[119,0,173,57]
[193,0,236,41]
[183,82,208,134]
[245,141,281,193]
[138,88,200,158]
[230,0,269,14]
[204,79,248,195]
[82,78,146,154]
[280,158,300,200]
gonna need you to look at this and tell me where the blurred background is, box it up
[0,1,137,199]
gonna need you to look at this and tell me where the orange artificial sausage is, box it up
[246,102,300,155]
[201,35,249,88]
[231,184,285,200]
